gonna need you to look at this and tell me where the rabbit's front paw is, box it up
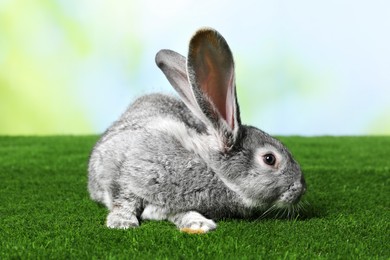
[106,211,139,229]
[170,211,217,234]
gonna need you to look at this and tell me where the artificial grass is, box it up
[0,135,389,259]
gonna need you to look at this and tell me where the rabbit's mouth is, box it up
[277,181,306,205]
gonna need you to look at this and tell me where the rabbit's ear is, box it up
[157,49,216,124]
[155,50,197,109]
[187,28,241,143]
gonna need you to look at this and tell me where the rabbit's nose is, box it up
[300,176,307,195]
[289,179,306,197]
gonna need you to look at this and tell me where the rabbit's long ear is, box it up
[156,49,219,125]
[155,50,197,109]
[187,28,241,146]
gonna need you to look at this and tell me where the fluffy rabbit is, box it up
[88,28,306,233]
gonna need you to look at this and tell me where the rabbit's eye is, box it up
[263,154,276,166]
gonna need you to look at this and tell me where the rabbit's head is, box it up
[156,28,306,208]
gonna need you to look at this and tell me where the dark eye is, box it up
[263,154,276,166]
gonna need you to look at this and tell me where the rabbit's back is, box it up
[108,93,206,134]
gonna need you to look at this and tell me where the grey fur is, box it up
[88,28,306,232]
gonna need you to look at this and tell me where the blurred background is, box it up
[1,0,389,136]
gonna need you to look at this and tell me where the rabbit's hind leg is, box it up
[169,211,217,234]
[106,193,142,229]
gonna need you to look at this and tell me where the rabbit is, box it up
[88,27,306,234]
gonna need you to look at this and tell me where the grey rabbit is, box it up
[88,27,306,233]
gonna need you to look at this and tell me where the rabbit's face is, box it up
[218,126,306,208]
[253,146,305,204]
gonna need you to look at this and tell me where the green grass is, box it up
[0,136,389,259]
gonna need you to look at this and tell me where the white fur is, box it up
[169,211,217,232]
[106,210,139,229]
[103,191,113,210]
[148,117,221,160]
[141,205,168,220]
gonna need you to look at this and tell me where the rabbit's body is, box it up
[89,94,246,218]
[88,28,306,233]
[89,94,260,231]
